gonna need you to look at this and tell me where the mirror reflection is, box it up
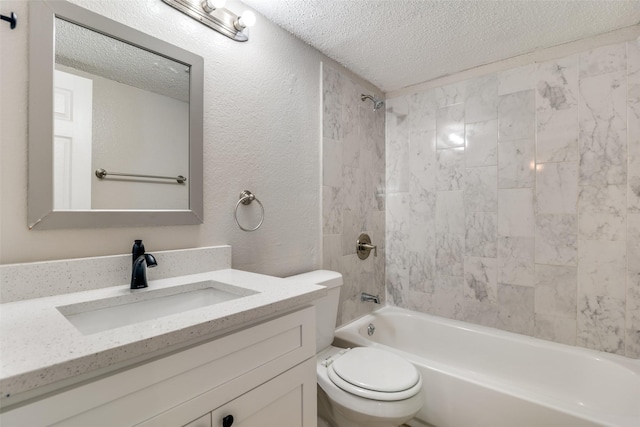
[53,18,190,211]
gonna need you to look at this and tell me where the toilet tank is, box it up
[285,270,343,352]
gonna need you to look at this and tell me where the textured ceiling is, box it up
[242,0,640,92]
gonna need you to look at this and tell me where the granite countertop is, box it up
[0,269,326,402]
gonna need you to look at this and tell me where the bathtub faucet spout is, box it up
[361,292,380,304]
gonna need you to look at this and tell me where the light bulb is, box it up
[201,0,226,13]
[235,10,256,29]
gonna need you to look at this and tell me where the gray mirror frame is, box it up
[28,0,204,229]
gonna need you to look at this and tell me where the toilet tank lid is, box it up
[285,270,343,289]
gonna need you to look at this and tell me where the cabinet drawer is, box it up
[1,307,315,427]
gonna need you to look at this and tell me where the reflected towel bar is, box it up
[95,168,187,184]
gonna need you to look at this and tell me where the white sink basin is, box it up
[57,281,258,335]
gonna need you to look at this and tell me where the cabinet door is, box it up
[211,359,316,427]
[184,414,211,427]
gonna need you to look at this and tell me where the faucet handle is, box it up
[360,243,377,256]
[132,239,145,262]
[357,233,377,259]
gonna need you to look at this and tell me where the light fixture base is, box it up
[161,0,249,42]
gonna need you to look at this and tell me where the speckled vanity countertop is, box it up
[0,269,326,401]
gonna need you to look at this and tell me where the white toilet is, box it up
[286,270,424,427]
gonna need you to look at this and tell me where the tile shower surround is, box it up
[384,42,640,358]
[322,65,386,326]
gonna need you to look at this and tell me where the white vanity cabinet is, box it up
[1,307,317,427]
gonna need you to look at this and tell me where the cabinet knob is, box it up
[222,415,234,427]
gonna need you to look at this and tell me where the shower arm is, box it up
[360,93,384,111]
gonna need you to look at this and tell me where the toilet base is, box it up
[317,385,416,427]
[317,415,331,427]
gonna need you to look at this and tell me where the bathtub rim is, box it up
[335,306,640,374]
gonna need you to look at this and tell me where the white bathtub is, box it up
[332,306,640,427]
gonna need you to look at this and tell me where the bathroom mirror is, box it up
[28,1,204,229]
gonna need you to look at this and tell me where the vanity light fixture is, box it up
[201,0,226,13]
[161,0,256,42]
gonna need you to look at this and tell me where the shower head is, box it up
[361,94,385,111]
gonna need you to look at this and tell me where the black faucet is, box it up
[130,240,157,289]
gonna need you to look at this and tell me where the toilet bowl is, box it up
[286,270,424,427]
[317,346,424,427]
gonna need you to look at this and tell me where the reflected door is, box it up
[53,69,92,210]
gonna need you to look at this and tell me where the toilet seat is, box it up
[326,347,422,401]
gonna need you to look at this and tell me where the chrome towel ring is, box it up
[234,190,264,232]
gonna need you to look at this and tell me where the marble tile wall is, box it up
[386,42,640,358]
[322,65,386,326]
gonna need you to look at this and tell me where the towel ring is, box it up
[234,190,264,232]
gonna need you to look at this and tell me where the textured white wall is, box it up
[0,0,378,278]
